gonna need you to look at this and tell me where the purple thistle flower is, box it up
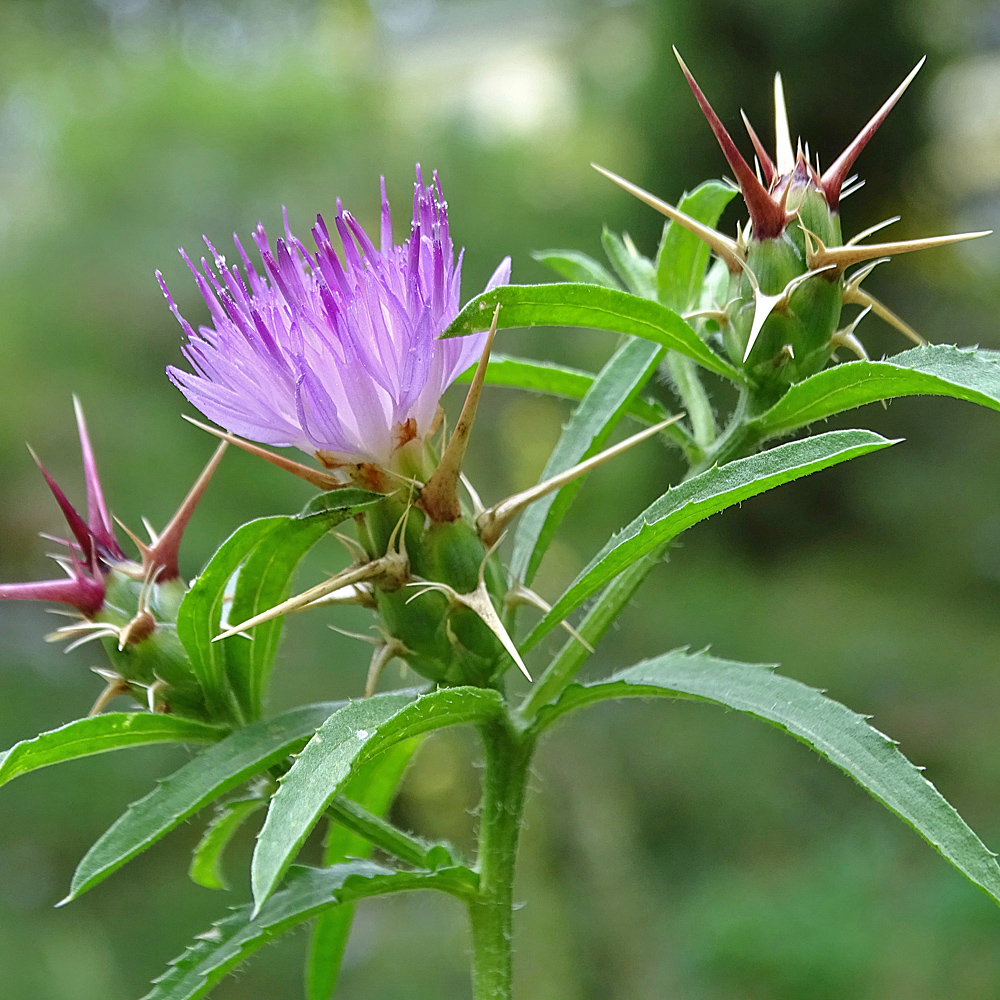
[160,167,511,469]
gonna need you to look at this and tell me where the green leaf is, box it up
[455,353,677,428]
[444,283,743,383]
[305,738,420,1000]
[0,713,225,789]
[752,345,1000,438]
[521,429,896,652]
[189,795,265,891]
[656,180,737,310]
[176,518,285,722]
[601,227,657,298]
[143,862,478,1000]
[252,687,503,909]
[537,647,1000,905]
[510,337,666,586]
[225,489,384,719]
[531,249,619,289]
[63,700,348,903]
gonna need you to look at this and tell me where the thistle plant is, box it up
[5,56,1000,1000]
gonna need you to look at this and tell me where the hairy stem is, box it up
[468,715,534,999]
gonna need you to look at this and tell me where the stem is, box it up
[469,715,534,999]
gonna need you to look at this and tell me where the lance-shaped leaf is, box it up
[520,429,896,652]
[532,248,620,289]
[63,700,352,903]
[455,353,684,440]
[252,687,504,910]
[0,713,225,789]
[444,283,744,383]
[601,227,657,298]
[189,795,265,891]
[224,489,385,719]
[306,738,420,1000]
[510,337,666,585]
[534,648,1000,905]
[752,345,1000,438]
[176,517,285,721]
[656,179,737,311]
[143,861,478,1000]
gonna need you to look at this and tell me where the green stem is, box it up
[469,715,534,1000]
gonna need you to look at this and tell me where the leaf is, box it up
[189,795,265,891]
[753,345,1000,438]
[455,353,676,427]
[537,647,1000,905]
[225,488,384,719]
[63,700,349,903]
[531,249,619,289]
[445,283,743,383]
[510,336,666,586]
[520,429,896,652]
[601,227,657,298]
[143,862,478,1000]
[252,687,503,909]
[0,713,225,789]
[656,180,737,310]
[305,738,420,1000]
[176,518,285,722]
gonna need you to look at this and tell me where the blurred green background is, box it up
[2,0,1000,996]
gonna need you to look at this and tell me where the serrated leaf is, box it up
[305,738,420,1000]
[177,518,285,722]
[510,337,666,586]
[531,249,620,289]
[0,713,225,789]
[656,180,737,310]
[252,687,503,909]
[753,345,1000,438]
[537,647,1000,904]
[64,700,350,903]
[225,488,384,720]
[143,862,478,1000]
[601,228,657,298]
[521,429,896,652]
[189,796,265,891]
[444,283,743,383]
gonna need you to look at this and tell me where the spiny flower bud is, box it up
[597,53,989,403]
[0,400,227,719]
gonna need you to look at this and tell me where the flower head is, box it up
[161,168,511,469]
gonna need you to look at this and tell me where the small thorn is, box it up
[592,164,744,272]
[420,305,500,523]
[847,216,900,246]
[741,109,775,186]
[460,473,486,516]
[364,640,406,698]
[822,57,926,209]
[181,415,342,491]
[773,73,794,175]
[477,416,683,547]
[145,442,227,580]
[843,284,926,346]
[72,396,115,545]
[504,582,594,652]
[88,669,132,716]
[830,305,873,361]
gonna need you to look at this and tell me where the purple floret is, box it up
[162,168,511,467]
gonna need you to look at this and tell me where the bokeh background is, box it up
[2,0,1000,996]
